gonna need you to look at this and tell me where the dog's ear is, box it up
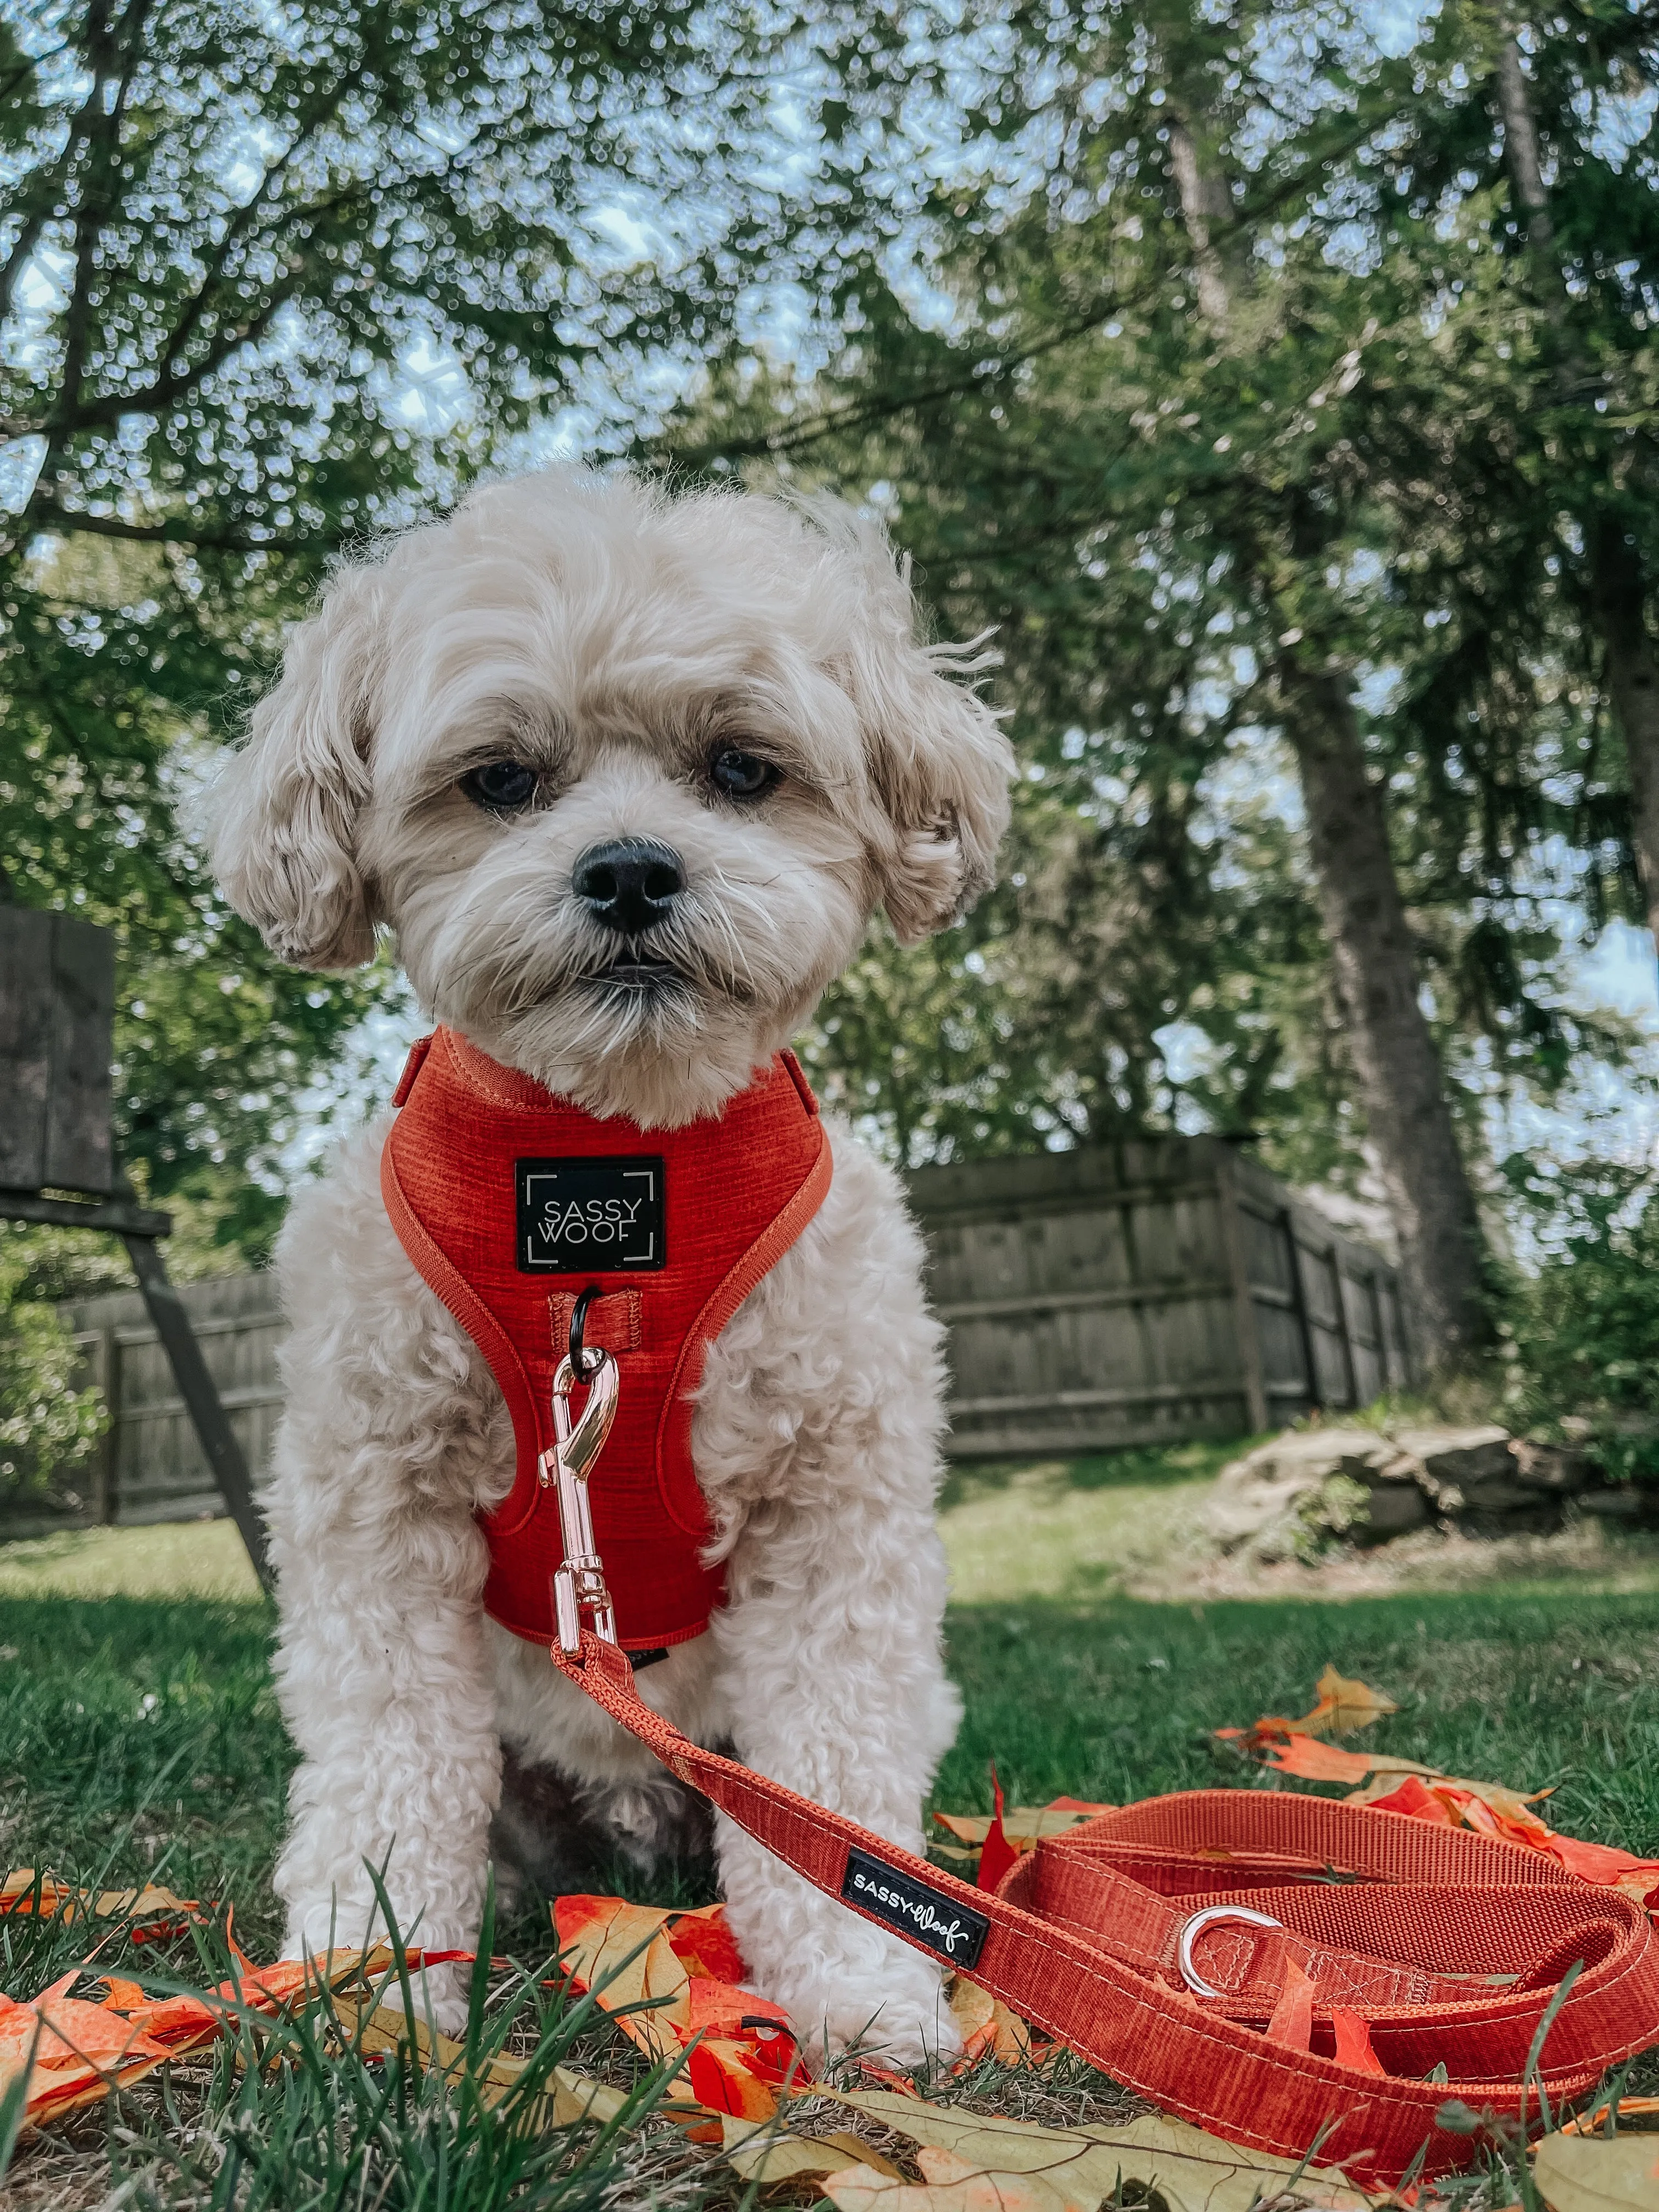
[871,648,1014,944]
[821,512,1014,944]
[205,565,384,969]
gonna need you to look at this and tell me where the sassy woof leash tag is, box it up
[540,1322,620,1654]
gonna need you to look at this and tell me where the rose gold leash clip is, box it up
[541,1346,620,1654]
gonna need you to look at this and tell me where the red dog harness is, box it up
[380,1026,831,1651]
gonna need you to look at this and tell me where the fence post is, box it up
[1214,1148,1269,1432]
[84,1323,120,1524]
[1282,1207,1322,1415]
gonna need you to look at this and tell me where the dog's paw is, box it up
[789,1977,963,2075]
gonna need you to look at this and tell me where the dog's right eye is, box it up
[460,760,539,813]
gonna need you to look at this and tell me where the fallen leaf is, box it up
[664,1902,751,1984]
[1261,1736,1406,1785]
[947,1977,1033,2067]
[721,2112,898,2185]
[817,2088,1372,2212]
[1534,2129,1659,2209]
[1296,1664,1400,1737]
[932,1803,1111,1851]
[0,1871,203,1936]
[553,1895,690,2063]
[1560,2098,1659,2137]
[825,2142,1077,2212]
[977,1770,1020,1894]
[1217,1666,1400,1754]
[552,1894,799,2118]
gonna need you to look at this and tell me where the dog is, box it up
[205,466,1013,2059]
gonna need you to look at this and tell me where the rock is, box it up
[1361,1480,1432,1539]
[1391,1425,1514,1509]
[1207,1430,1425,1559]
[1577,1489,1644,1520]
[1509,1440,1592,1492]
[1207,1421,1628,1557]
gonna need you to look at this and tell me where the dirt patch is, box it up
[1129,1510,1659,1603]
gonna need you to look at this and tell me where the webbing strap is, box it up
[549,1633,1659,2186]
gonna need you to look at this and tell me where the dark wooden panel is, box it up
[46,915,115,1193]
[0,909,114,1195]
[0,909,54,1188]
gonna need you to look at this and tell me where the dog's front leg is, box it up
[710,1503,964,2069]
[265,1140,506,2033]
[699,1135,964,2069]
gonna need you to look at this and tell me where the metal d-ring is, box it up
[568,1283,603,1378]
[1177,1905,1284,1999]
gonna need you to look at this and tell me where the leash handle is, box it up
[548,1628,1659,2188]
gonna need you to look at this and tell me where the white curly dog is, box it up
[206,467,1012,2061]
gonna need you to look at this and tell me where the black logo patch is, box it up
[840,1849,990,1967]
[516,1156,666,1273]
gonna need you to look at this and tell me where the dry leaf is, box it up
[1534,2129,1659,2210]
[721,2112,899,2185]
[340,1999,646,2128]
[817,2088,1372,2212]
[932,1805,1111,1851]
[1294,1664,1399,1738]
[948,1977,1033,2067]
[1260,1736,1421,1785]
[552,1894,798,2117]
[1217,1666,1399,1757]
[826,2142,1078,2212]
[0,1871,204,1937]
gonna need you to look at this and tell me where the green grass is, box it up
[6,1462,1659,2205]
[936,1437,1247,1604]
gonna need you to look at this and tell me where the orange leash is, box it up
[550,1630,1659,2188]
[539,1344,1659,2188]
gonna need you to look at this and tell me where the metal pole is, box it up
[120,1232,273,1596]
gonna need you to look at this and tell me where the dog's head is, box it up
[207,469,1013,1126]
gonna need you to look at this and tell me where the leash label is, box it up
[516,1156,667,1273]
[841,1849,989,1967]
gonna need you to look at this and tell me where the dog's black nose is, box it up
[572,838,685,934]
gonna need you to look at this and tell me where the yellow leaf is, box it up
[343,2003,637,2128]
[932,1808,1103,1849]
[721,2113,899,2185]
[817,2089,1373,2212]
[825,2143,1079,2212]
[1294,1664,1399,1738]
[947,1978,1031,2065]
[1535,2130,1659,2210]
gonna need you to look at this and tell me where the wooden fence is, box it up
[31,1138,1410,1528]
[904,1137,1412,1459]
[57,1270,286,1528]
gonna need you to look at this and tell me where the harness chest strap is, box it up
[380,1028,831,1651]
[549,1632,1659,2188]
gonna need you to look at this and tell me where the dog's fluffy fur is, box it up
[206,467,1013,2058]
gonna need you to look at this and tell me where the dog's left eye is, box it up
[708,747,780,802]
[460,760,539,812]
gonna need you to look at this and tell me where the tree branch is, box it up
[31,503,324,555]
[654,111,1381,471]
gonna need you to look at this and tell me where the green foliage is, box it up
[0,1231,105,1512]
[686,0,1659,1196]
[0,0,805,1259]
[1501,1162,1659,1483]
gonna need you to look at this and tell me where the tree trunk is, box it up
[1494,32,1659,943]
[1164,104,1488,1365]
[1592,516,1659,944]
[1280,664,1487,1362]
